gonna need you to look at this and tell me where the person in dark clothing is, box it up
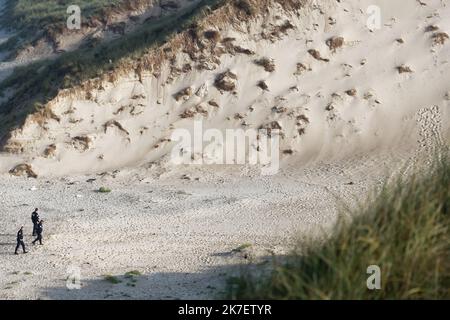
[31,208,40,236]
[15,226,28,254]
[32,220,44,245]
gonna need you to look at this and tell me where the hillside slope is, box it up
[0,0,449,177]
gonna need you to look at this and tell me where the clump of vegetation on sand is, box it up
[103,274,121,284]
[98,187,112,193]
[232,243,253,253]
[125,270,142,278]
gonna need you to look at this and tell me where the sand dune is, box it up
[0,0,449,299]
[1,0,449,177]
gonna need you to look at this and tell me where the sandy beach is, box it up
[0,148,417,299]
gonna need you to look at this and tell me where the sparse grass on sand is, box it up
[103,274,121,284]
[125,270,142,278]
[103,271,141,287]
[125,271,141,287]
[232,243,252,253]
[226,150,450,299]
[98,187,112,193]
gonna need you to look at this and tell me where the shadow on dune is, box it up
[0,242,15,246]
[40,261,257,300]
[0,233,19,254]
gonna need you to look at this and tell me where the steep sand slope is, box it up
[1,0,448,177]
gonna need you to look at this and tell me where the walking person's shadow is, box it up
[0,242,15,246]
[0,233,17,254]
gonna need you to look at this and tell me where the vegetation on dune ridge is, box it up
[0,0,302,52]
[0,0,305,144]
[0,0,226,140]
[226,149,450,299]
[0,0,139,54]
[1,0,124,30]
